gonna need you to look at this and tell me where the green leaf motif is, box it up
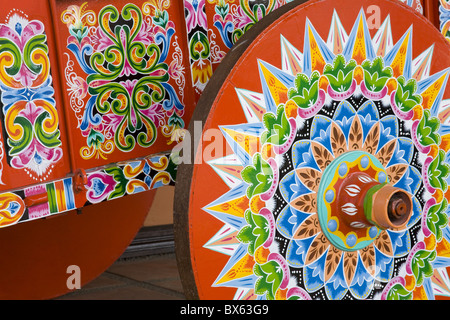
[215,1,229,19]
[7,117,33,156]
[386,283,413,300]
[261,105,291,145]
[254,260,283,300]
[104,167,127,200]
[35,112,62,148]
[324,55,356,92]
[417,109,441,146]
[241,153,273,198]
[411,248,437,286]
[426,199,448,241]
[394,76,422,112]
[428,149,450,191]
[0,38,22,76]
[288,71,320,109]
[361,57,393,92]
[237,210,270,256]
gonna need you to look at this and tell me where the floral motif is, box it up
[210,0,288,50]
[203,10,450,300]
[86,153,177,204]
[61,2,186,160]
[0,12,62,181]
[184,0,213,94]
[440,0,450,43]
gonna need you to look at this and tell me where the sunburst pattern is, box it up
[202,9,450,300]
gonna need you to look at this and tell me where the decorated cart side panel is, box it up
[441,0,450,42]
[50,0,196,170]
[0,0,195,229]
[0,1,73,226]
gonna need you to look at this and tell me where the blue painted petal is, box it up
[324,255,348,300]
[374,246,394,282]
[310,116,332,153]
[359,114,378,142]
[143,162,150,175]
[332,100,357,136]
[432,257,450,269]
[286,237,315,267]
[213,20,234,49]
[422,277,435,300]
[276,205,309,238]
[387,138,414,167]
[357,100,379,123]
[407,197,422,228]
[349,255,375,299]
[92,178,107,196]
[291,141,321,171]
[279,168,311,203]
[386,230,411,257]
[304,251,327,292]
[220,123,265,166]
[377,116,398,152]
[394,166,421,196]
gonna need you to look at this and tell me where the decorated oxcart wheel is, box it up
[174,0,450,300]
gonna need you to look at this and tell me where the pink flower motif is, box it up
[91,26,114,51]
[0,17,44,51]
[0,17,45,87]
[185,0,207,31]
[10,138,63,177]
[14,64,37,87]
[20,101,42,124]
[102,113,122,140]
[122,79,138,98]
[141,103,165,127]
[233,6,253,29]
[86,171,117,203]
[134,20,154,46]
[169,59,184,81]
[72,76,88,100]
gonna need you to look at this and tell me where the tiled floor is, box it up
[56,253,185,300]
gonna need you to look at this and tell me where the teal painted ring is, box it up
[317,151,387,251]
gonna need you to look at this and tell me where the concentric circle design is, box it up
[317,151,387,251]
[176,0,450,300]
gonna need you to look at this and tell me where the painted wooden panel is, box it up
[50,0,197,170]
[0,2,72,191]
[441,0,450,42]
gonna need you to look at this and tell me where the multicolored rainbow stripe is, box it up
[46,178,76,214]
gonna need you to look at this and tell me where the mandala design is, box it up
[203,10,450,299]
[0,11,63,181]
[61,1,186,160]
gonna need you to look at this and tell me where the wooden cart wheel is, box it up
[174,0,450,300]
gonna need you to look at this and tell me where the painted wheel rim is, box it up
[175,0,450,300]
